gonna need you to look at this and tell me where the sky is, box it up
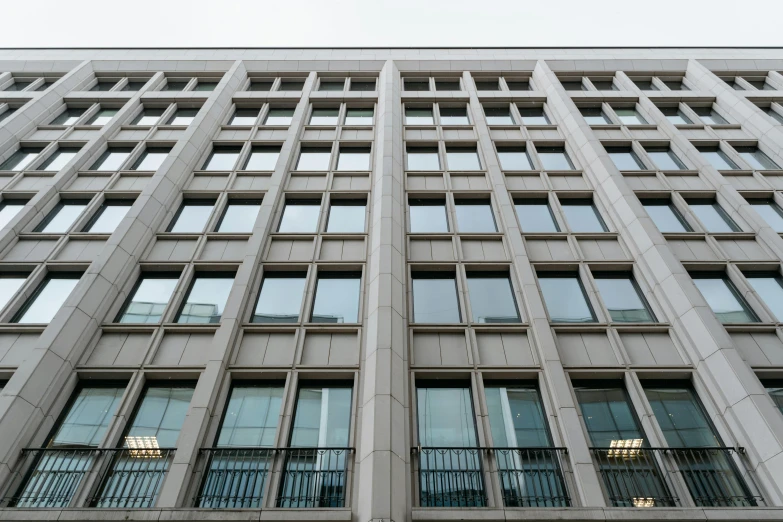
[1,0,782,48]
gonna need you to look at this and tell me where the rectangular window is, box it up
[497,146,533,170]
[37,147,80,171]
[277,79,304,92]
[0,273,28,312]
[289,385,352,447]
[89,147,133,171]
[1,147,43,171]
[13,274,81,324]
[485,385,551,447]
[691,274,757,323]
[698,148,739,170]
[51,108,86,126]
[763,381,783,415]
[614,108,647,125]
[215,385,283,447]
[202,146,241,171]
[581,107,611,125]
[131,108,164,126]
[475,78,500,91]
[515,199,559,232]
[606,147,646,170]
[745,273,783,321]
[467,272,520,323]
[518,107,550,125]
[194,81,218,92]
[216,200,262,233]
[344,107,373,125]
[124,80,148,91]
[311,272,361,323]
[505,79,530,91]
[661,107,692,125]
[765,107,783,124]
[296,147,332,170]
[123,385,194,446]
[750,200,783,232]
[560,199,608,232]
[536,147,574,170]
[0,200,27,229]
[593,273,655,323]
[435,79,461,91]
[560,80,585,91]
[407,146,440,171]
[168,200,215,233]
[573,383,645,447]
[409,199,448,233]
[162,80,189,92]
[417,386,476,446]
[641,200,691,232]
[645,147,687,170]
[662,80,688,91]
[455,199,497,232]
[336,147,371,171]
[86,108,118,126]
[243,146,280,171]
[167,108,198,126]
[643,385,720,447]
[176,273,234,323]
[279,199,321,232]
[264,108,294,126]
[228,108,259,126]
[350,79,376,91]
[35,199,90,233]
[91,80,117,92]
[484,106,514,125]
[412,273,460,323]
[538,273,595,323]
[310,107,339,125]
[253,272,307,323]
[591,80,617,91]
[327,200,366,233]
[693,107,728,125]
[83,200,133,233]
[734,146,780,170]
[405,107,434,125]
[404,79,430,91]
[318,80,344,92]
[439,106,469,125]
[117,274,179,323]
[249,80,273,91]
[48,385,125,447]
[131,147,170,171]
[446,146,481,170]
[688,200,740,232]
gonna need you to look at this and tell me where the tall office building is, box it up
[0,48,781,522]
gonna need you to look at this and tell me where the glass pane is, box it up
[692,277,756,323]
[485,386,550,447]
[484,107,514,125]
[0,201,26,229]
[746,276,783,321]
[336,149,370,170]
[410,201,448,233]
[642,387,720,448]
[167,109,198,126]
[118,276,179,323]
[37,201,89,233]
[506,80,530,91]
[646,149,686,170]
[253,274,306,323]
[581,107,611,125]
[0,275,27,311]
[497,148,533,170]
[694,107,728,125]
[84,202,132,233]
[345,108,373,125]
[765,107,783,124]
[404,80,429,91]
[195,81,218,92]
[86,109,117,126]
[447,149,481,170]
[689,203,739,232]
[467,275,519,323]
[561,81,585,91]
[218,202,261,233]
[407,148,440,170]
[1,148,42,171]
[290,387,352,447]
[90,148,132,171]
[701,150,739,170]
[663,80,688,91]
[405,107,434,125]
[278,80,304,91]
[125,386,194,448]
[594,276,654,323]
[417,387,476,446]
[614,108,647,125]
[515,202,559,232]
[633,80,656,90]
[573,385,644,446]
[439,107,469,125]
[608,150,645,170]
[249,81,273,92]
[310,108,339,125]
[279,202,320,232]
[38,148,80,171]
[244,146,280,170]
[661,107,692,125]
[643,203,691,232]
[51,108,85,126]
[591,80,616,91]
[163,81,189,92]
[49,387,125,447]
[124,80,148,91]
[766,384,783,415]
[216,386,283,447]
[435,80,460,91]
[455,201,496,232]
[169,202,214,233]
[350,80,375,92]
[327,202,365,233]
[15,276,80,324]
[132,148,170,171]
[561,202,607,232]
[91,81,116,92]
[538,276,595,323]
[751,202,783,232]
[177,276,234,323]
[297,148,331,170]
[264,108,294,126]
[537,148,574,170]
[228,109,259,126]
[311,274,361,323]
[476,79,499,91]
[735,147,780,170]
[132,109,164,126]
[518,108,550,125]
[412,276,460,323]
[203,148,241,171]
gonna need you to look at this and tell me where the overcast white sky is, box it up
[2,0,782,48]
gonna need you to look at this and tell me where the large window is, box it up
[764,381,783,415]
[336,147,371,171]
[131,108,164,126]
[216,200,262,233]
[228,108,259,126]
[327,200,366,233]
[215,385,283,447]
[131,147,170,171]
[642,385,719,447]
[614,108,647,125]
[734,146,780,170]
[86,108,118,126]
[117,274,179,323]
[1,147,43,171]
[745,273,783,321]
[407,146,440,170]
[661,107,692,125]
[38,147,81,171]
[446,146,481,170]
[560,200,608,232]
[278,200,321,233]
[573,383,645,447]
[518,107,550,125]
[168,200,215,233]
[439,106,469,125]
[497,147,533,170]
[688,200,740,232]
[641,200,691,232]
[537,147,574,170]
[538,274,595,323]
[35,200,90,233]
[83,200,133,233]
[691,274,757,323]
[750,200,783,232]
[89,147,132,171]
[252,273,307,323]
[455,199,497,232]
[593,273,655,323]
[264,108,294,126]
[409,199,448,233]
[345,108,373,125]
[51,108,86,126]
[467,272,519,323]
[515,199,559,232]
[581,107,611,125]
[310,108,339,126]
[692,107,728,125]
[484,106,514,125]
[412,273,460,323]
[167,108,198,126]
[405,107,434,125]
[698,148,739,170]
[0,200,27,229]
[645,147,687,170]
[311,272,361,323]
[243,146,280,171]
[606,147,646,170]
[13,274,81,324]
[296,147,331,170]
[202,147,241,171]
[176,274,234,323]
[0,273,27,312]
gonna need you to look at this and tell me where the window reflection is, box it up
[691,275,757,323]
[83,200,133,233]
[117,275,179,323]
[327,200,366,233]
[168,200,215,233]
[278,200,321,233]
[412,273,460,323]
[538,274,595,323]
[217,200,262,233]
[253,273,307,323]
[176,274,234,323]
[14,274,81,324]
[35,200,90,233]
[311,273,361,323]
[409,199,448,233]
[467,273,519,323]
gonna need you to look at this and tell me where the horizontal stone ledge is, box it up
[411,507,783,522]
[0,508,353,522]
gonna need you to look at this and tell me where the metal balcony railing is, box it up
[493,447,570,507]
[591,447,677,507]
[89,447,175,508]
[667,447,760,507]
[414,447,487,507]
[276,448,353,508]
[196,448,275,508]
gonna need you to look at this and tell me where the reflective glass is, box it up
[131,108,164,126]
[646,148,687,170]
[318,80,344,91]
[607,148,645,170]
[36,200,89,233]
[217,201,261,233]
[765,107,783,124]
[467,274,519,323]
[228,108,259,126]
[661,107,692,125]
[642,202,691,232]
[412,275,460,323]
[518,107,550,125]
[662,80,688,91]
[86,108,117,126]
[405,107,434,125]
[455,201,496,232]
[633,80,656,90]
[124,386,194,448]
[249,81,273,91]
[163,81,189,91]
[409,200,448,233]
[497,147,533,170]
[447,148,481,170]
[253,273,307,323]
[90,81,116,92]
[561,201,607,232]
[404,79,429,91]
[289,386,352,447]
[0,201,26,229]
[439,107,469,125]
[538,275,595,323]
[689,202,740,232]
[692,276,757,323]
[700,149,739,170]
[244,146,280,170]
[118,276,179,323]
[594,275,654,323]
[311,273,361,323]
[89,148,132,171]
[48,387,125,447]
[264,108,294,126]
[591,80,617,91]
[194,81,218,91]
[216,386,283,447]
[735,146,780,170]
[746,275,783,321]
[277,80,304,91]
[177,275,234,323]
[350,80,376,91]
[693,107,728,125]
[1,148,42,171]
[614,108,647,125]
[202,147,241,171]
[435,80,461,91]
[475,79,500,91]
[327,201,366,233]
[573,385,644,446]
[169,201,215,233]
[642,386,720,448]
[336,148,371,170]
[0,274,27,312]
[581,107,611,125]
[0,108,16,123]
[561,80,585,91]
[132,148,170,170]
[484,106,514,125]
[124,80,148,91]
[15,275,80,324]
[296,148,331,170]
[506,80,530,91]
[345,108,373,125]
[750,202,783,232]
[417,387,477,448]
[407,147,440,170]
[485,386,550,447]
[51,108,85,126]
[167,108,198,126]
[764,382,783,415]
[515,200,559,232]
[310,108,339,125]
[279,201,320,232]
[84,201,132,233]
[537,148,574,170]
[38,147,80,171]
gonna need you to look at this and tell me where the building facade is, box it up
[0,47,781,522]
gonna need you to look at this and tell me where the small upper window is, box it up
[455,199,497,233]
[407,146,440,171]
[484,106,514,125]
[593,273,655,323]
[644,147,687,170]
[691,274,757,323]
[537,274,596,323]
[409,199,448,233]
[345,107,373,125]
[0,200,27,230]
[217,200,262,233]
[505,79,530,91]
[497,146,533,170]
[687,200,740,232]
[698,147,739,170]
[439,106,469,125]
[162,80,190,92]
[243,146,280,171]
[51,108,86,126]
[560,80,585,91]
[35,200,90,233]
[749,200,783,232]
[168,200,215,233]
[117,274,179,323]
[606,147,645,171]
[327,200,366,233]
[89,147,133,171]
[278,200,321,233]
[0,147,44,171]
[581,107,611,125]
[350,79,376,91]
[560,199,608,232]
[13,274,81,324]
[253,273,307,323]
[515,199,559,232]
[0,274,28,313]
[167,108,198,126]
[641,200,691,233]
[131,108,164,126]
[336,147,371,171]
[536,147,575,170]
[131,147,170,171]
[264,108,294,126]
[632,79,657,90]
[310,108,339,126]
[412,273,460,323]
[319,79,345,92]
[734,146,780,170]
[446,146,481,171]
[466,272,520,323]
[86,108,118,126]
[614,108,648,125]
[37,147,81,171]
[228,108,259,126]
[277,79,305,91]
[518,107,551,125]
[660,107,692,125]
[311,272,362,323]
[248,80,274,91]
[692,107,728,126]
[176,274,234,323]
[435,79,461,91]
[404,79,430,91]
[202,147,241,171]
[296,147,332,170]
[475,78,500,91]
[83,200,133,233]
[405,107,434,125]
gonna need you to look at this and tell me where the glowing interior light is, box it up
[633,497,655,507]
[607,438,643,457]
[125,436,162,458]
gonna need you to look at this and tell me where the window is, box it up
[345,107,373,125]
[228,108,259,126]
[213,384,283,447]
[131,147,170,171]
[745,274,783,321]
[51,108,86,126]
[688,200,740,232]
[614,108,648,125]
[407,146,440,170]
[327,200,366,233]
[310,108,339,125]
[515,199,559,232]
[606,147,645,170]
[163,80,189,92]
[750,200,783,232]
[693,107,728,125]
[536,147,574,170]
[485,385,551,447]
[661,107,692,125]
[124,80,148,91]
[117,275,179,323]
[296,147,331,170]
[409,199,448,233]
[35,200,90,233]
[417,386,477,446]
[0,107,16,123]
[581,107,611,125]
[642,385,721,447]
[46,385,125,447]
[764,107,783,124]
[446,146,481,170]
[439,106,469,125]
[538,274,596,323]
[0,200,26,229]
[662,79,688,90]
[404,79,429,91]
[412,273,460,323]
[86,108,117,126]
[691,274,757,323]
[641,200,691,232]
[435,79,461,91]
[593,273,655,322]
[699,148,739,170]
[122,384,192,451]
[0,273,28,312]
[475,78,499,91]
[350,79,375,91]
[176,274,234,323]
[278,200,321,232]
[518,107,550,125]
[277,79,304,91]
[455,199,496,232]
[405,107,434,125]
[13,274,81,324]
[243,146,280,170]
[560,200,608,232]
[591,79,617,91]
[249,80,273,91]
[194,81,218,92]
[573,383,645,447]
[311,272,361,323]
[497,146,533,170]
[288,385,352,447]
[764,381,783,415]
[505,79,530,91]
[89,147,132,171]
[484,106,514,125]
[202,146,241,171]
[632,79,656,90]
[336,147,371,170]
[561,80,585,91]
[167,108,198,126]
[467,273,520,323]
[1,147,43,171]
[37,147,80,171]
[168,200,215,233]
[217,200,261,233]
[645,147,687,170]
[253,273,307,323]
[83,200,133,233]
[131,108,164,126]
[318,79,344,92]
[734,146,780,170]
[264,108,294,126]
[91,80,117,92]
